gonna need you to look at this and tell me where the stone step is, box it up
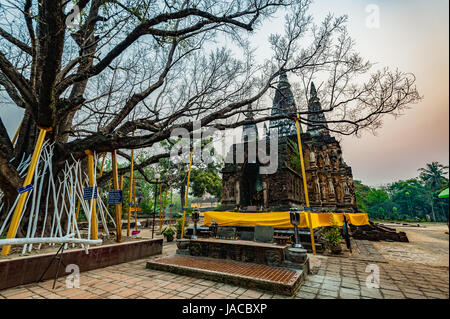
[146,255,306,296]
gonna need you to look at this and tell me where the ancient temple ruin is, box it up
[221,72,357,212]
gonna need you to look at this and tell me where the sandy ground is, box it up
[3,220,449,270]
[372,223,449,268]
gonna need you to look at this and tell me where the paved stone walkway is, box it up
[0,240,448,299]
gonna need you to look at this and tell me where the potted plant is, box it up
[322,219,343,254]
[161,226,176,242]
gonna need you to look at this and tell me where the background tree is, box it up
[354,162,449,222]
[419,162,449,221]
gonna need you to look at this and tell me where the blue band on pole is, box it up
[304,207,312,211]
[18,184,33,194]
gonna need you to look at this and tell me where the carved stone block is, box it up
[254,226,274,243]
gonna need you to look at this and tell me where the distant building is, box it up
[221,71,357,212]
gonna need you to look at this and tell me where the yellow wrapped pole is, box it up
[2,127,50,256]
[181,149,194,239]
[85,150,98,240]
[295,114,316,255]
[96,153,107,221]
[127,132,135,236]
[99,153,107,177]
[11,118,23,146]
[133,180,138,231]
[111,150,123,243]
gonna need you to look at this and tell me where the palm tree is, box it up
[419,162,449,222]
[419,162,449,190]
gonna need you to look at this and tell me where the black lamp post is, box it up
[290,206,303,248]
[152,173,160,239]
[192,207,200,239]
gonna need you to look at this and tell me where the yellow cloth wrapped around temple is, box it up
[203,211,369,229]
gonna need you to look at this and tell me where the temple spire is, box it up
[310,81,317,98]
[307,82,329,136]
[242,104,258,142]
[269,71,298,137]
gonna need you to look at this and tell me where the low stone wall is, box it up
[0,239,163,291]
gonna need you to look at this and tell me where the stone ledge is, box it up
[0,239,163,291]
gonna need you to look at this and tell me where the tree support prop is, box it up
[127,131,135,236]
[85,150,98,240]
[181,149,194,239]
[2,127,50,256]
[111,150,123,243]
[295,114,316,255]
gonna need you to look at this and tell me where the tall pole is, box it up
[2,127,50,256]
[127,132,135,236]
[85,150,98,240]
[181,149,194,239]
[152,176,159,239]
[133,180,138,231]
[294,114,316,255]
[99,153,107,177]
[160,187,168,230]
[11,118,23,146]
[158,183,163,234]
[111,150,123,242]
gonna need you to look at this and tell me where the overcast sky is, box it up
[312,0,449,186]
[1,0,448,187]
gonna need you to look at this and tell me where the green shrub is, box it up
[161,226,176,237]
[322,219,343,250]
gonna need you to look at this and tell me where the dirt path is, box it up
[371,224,449,268]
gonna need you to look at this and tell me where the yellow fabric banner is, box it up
[203,211,369,229]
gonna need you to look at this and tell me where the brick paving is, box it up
[0,240,448,299]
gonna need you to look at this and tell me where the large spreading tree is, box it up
[0,0,421,223]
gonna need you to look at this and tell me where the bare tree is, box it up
[0,0,420,218]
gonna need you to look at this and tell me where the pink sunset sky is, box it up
[1,0,448,187]
[317,0,449,186]
[243,0,449,186]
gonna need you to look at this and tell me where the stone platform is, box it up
[146,255,306,296]
[186,238,291,267]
